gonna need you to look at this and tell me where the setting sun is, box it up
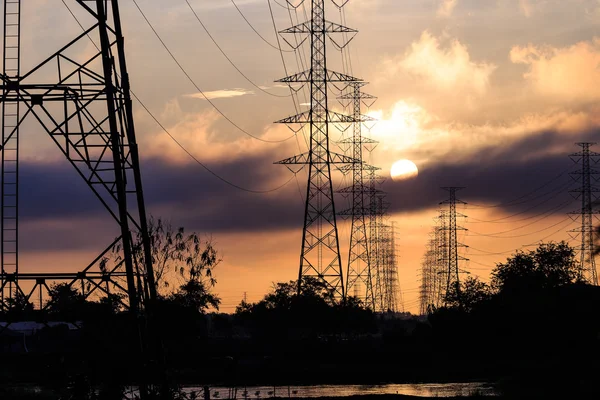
[390,159,419,181]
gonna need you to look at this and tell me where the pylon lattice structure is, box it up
[419,225,440,315]
[0,0,156,315]
[440,187,468,306]
[434,210,448,306]
[383,221,403,312]
[275,0,373,297]
[337,82,378,308]
[568,142,600,285]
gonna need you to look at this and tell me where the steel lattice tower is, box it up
[383,221,402,312]
[434,210,448,307]
[0,0,157,316]
[337,82,377,308]
[568,143,600,285]
[440,187,468,305]
[0,1,159,395]
[275,0,372,297]
[364,164,383,309]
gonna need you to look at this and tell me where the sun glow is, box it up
[391,159,419,181]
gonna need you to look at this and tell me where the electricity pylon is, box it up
[337,82,377,308]
[440,187,468,305]
[0,0,159,395]
[568,143,600,285]
[383,221,402,312]
[365,165,384,310]
[0,0,156,312]
[275,0,372,297]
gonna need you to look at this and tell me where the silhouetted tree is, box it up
[4,291,34,318]
[111,216,221,311]
[444,276,491,312]
[491,241,581,293]
[45,283,86,320]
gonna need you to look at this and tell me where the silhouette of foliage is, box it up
[444,276,491,312]
[45,283,87,320]
[491,241,581,292]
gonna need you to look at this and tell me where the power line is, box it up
[467,181,574,223]
[230,0,293,52]
[467,167,573,209]
[131,0,294,144]
[466,200,575,237]
[183,0,290,98]
[62,0,299,194]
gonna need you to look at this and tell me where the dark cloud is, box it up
[15,127,599,253]
[384,129,600,215]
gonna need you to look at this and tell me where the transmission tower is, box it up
[337,82,377,308]
[568,143,600,285]
[434,210,448,307]
[0,0,159,395]
[366,165,384,309]
[440,187,468,305]
[275,0,372,297]
[383,221,402,312]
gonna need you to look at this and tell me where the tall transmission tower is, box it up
[440,187,468,305]
[337,82,377,308]
[0,0,157,322]
[568,143,600,285]
[275,0,372,297]
[0,0,159,395]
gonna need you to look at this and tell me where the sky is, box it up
[7,0,600,312]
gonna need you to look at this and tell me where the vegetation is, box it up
[1,236,600,398]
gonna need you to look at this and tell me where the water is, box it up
[180,383,497,398]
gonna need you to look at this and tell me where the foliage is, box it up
[444,276,491,312]
[4,291,35,318]
[45,283,87,319]
[234,277,375,337]
[490,241,580,293]
[112,216,221,312]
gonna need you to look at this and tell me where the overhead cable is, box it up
[183,0,291,98]
[131,0,294,143]
[63,0,298,194]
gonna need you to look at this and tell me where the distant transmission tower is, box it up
[384,221,402,312]
[568,143,600,285]
[338,82,377,308]
[275,0,372,297]
[440,187,468,305]
[434,210,448,307]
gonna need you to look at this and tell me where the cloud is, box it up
[437,0,458,17]
[367,99,600,176]
[140,98,297,164]
[185,88,254,100]
[510,38,600,103]
[395,31,496,96]
[519,0,533,17]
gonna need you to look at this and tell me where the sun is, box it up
[390,159,419,182]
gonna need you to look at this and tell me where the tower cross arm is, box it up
[275,152,360,165]
[279,20,357,34]
[275,111,376,124]
[277,69,362,83]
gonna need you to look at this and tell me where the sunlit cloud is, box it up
[388,31,496,97]
[511,38,600,102]
[185,88,254,100]
[367,100,600,174]
[437,0,458,17]
[519,0,533,17]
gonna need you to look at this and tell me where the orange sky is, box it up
[7,0,600,313]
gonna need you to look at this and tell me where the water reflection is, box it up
[181,383,497,398]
